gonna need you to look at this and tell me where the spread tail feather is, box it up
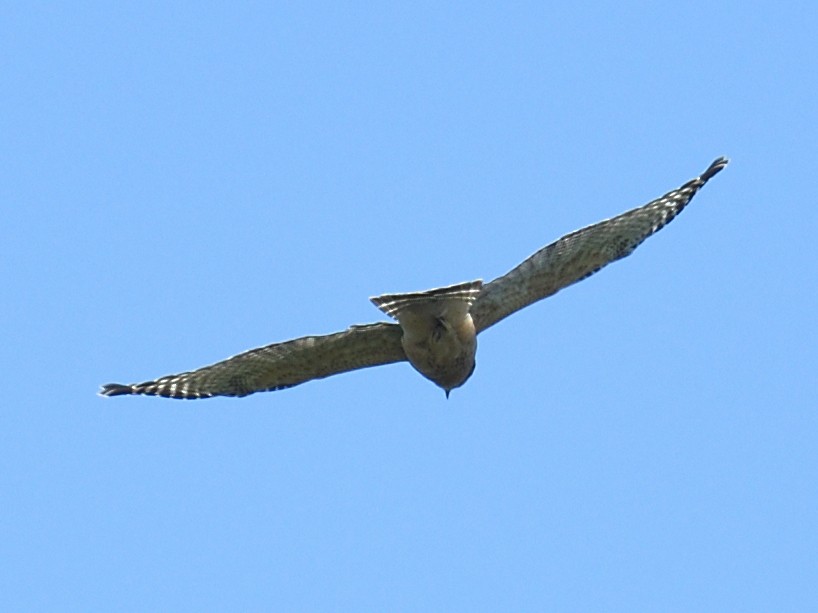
[370,280,483,320]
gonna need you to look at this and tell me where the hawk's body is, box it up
[101,157,728,399]
[371,280,482,395]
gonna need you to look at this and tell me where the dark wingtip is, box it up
[700,156,729,182]
[99,383,133,397]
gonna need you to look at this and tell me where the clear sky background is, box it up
[2,2,816,611]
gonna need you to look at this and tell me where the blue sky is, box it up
[2,2,817,610]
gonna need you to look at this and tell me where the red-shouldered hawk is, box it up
[101,157,728,399]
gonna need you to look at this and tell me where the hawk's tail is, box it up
[370,280,483,320]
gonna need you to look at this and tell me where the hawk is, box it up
[101,157,728,399]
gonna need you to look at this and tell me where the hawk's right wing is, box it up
[100,322,405,399]
[470,157,728,334]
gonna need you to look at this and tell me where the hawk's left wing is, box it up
[100,322,405,399]
[470,157,728,334]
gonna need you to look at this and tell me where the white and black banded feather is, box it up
[370,280,483,319]
[100,323,405,399]
[470,157,728,333]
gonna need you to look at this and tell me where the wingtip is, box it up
[701,156,729,182]
[99,383,133,397]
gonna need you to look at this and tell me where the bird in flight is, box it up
[101,157,728,400]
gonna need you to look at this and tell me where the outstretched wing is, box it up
[470,157,728,333]
[100,322,405,399]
